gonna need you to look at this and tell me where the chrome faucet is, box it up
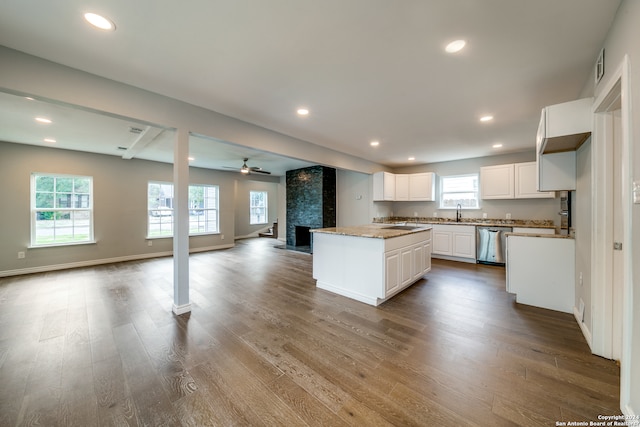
[456,204,462,222]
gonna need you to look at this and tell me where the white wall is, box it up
[234,177,280,238]
[336,169,373,226]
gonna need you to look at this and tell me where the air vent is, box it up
[129,126,144,134]
[117,146,127,150]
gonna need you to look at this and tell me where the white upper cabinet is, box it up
[480,164,514,199]
[395,174,409,201]
[514,162,555,198]
[408,172,435,201]
[481,162,556,199]
[373,172,436,202]
[373,172,395,201]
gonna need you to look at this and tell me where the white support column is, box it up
[172,128,191,315]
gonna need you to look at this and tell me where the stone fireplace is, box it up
[286,166,336,250]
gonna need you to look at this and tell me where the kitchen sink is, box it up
[382,225,421,230]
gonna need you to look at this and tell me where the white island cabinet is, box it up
[311,225,432,306]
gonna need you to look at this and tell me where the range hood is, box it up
[536,98,593,155]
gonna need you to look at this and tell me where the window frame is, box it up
[438,173,480,210]
[188,184,220,236]
[147,181,220,238]
[249,190,268,225]
[30,173,95,247]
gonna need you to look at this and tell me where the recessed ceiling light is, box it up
[480,115,494,122]
[35,117,52,124]
[408,157,415,161]
[84,12,116,31]
[445,40,466,53]
[25,97,35,101]
[297,108,309,116]
[43,138,56,143]
[370,141,380,147]
[188,157,195,161]
[492,143,503,148]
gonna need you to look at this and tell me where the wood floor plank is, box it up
[0,238,622,426]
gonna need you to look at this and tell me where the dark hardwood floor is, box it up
[0,238,620,426]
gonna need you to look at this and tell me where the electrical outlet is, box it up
[432,211,438,217]
[506,213,512,219]
[221,234,225,240]
[147,240,153,247]
[414,212,418,217]
[17,251,25,259]
[482,213,488,219]
[579,272,583,286]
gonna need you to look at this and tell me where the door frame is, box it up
[591,54,632,411]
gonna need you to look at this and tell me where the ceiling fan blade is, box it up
[250,169,271,175]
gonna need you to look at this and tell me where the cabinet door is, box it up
[385,251,400,296]
[395,174,409,201]
[412,244,424,281]
[423,241,432,274]
[400,247,413,286]
[452,232,475,258]
[515,162,555,198]
[480,164,514,199]
[432,230,452,255]
[409,173,435,201]
[373,172,396,201]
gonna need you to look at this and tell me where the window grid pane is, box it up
[439,174,479,209]
[249,191,268,224]
[32,173,93,246]
[148,182,219,237]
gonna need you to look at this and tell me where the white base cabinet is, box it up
[313,229,432,306]
[431,224,476,263]
[506,235,575,313]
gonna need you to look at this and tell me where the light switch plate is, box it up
[633,181,640,204]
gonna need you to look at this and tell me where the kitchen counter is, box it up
[311,224,431,239]
[311,225,432,306]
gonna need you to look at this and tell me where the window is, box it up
[31,173,93,246]
[249,191,268,225]
[439,174,479,209]
[147,182,219,237]
[188,185,219,235]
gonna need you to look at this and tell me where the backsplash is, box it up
[373,216,555,227]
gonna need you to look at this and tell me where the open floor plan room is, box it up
[0,238,620,426]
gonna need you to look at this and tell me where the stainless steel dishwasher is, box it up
[476,226,512,265]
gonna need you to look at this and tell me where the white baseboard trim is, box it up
[172,303,192,315]
[574,306,593,351]
[0,243,235,277]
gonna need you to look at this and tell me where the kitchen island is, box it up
[311,224,432,306]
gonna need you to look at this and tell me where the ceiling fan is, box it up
[224,158,271,175]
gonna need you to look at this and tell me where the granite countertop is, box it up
[311,224,432,239]
[506,232,574,239]
[373,217,556,229]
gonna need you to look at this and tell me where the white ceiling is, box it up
[0,0,621,175]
